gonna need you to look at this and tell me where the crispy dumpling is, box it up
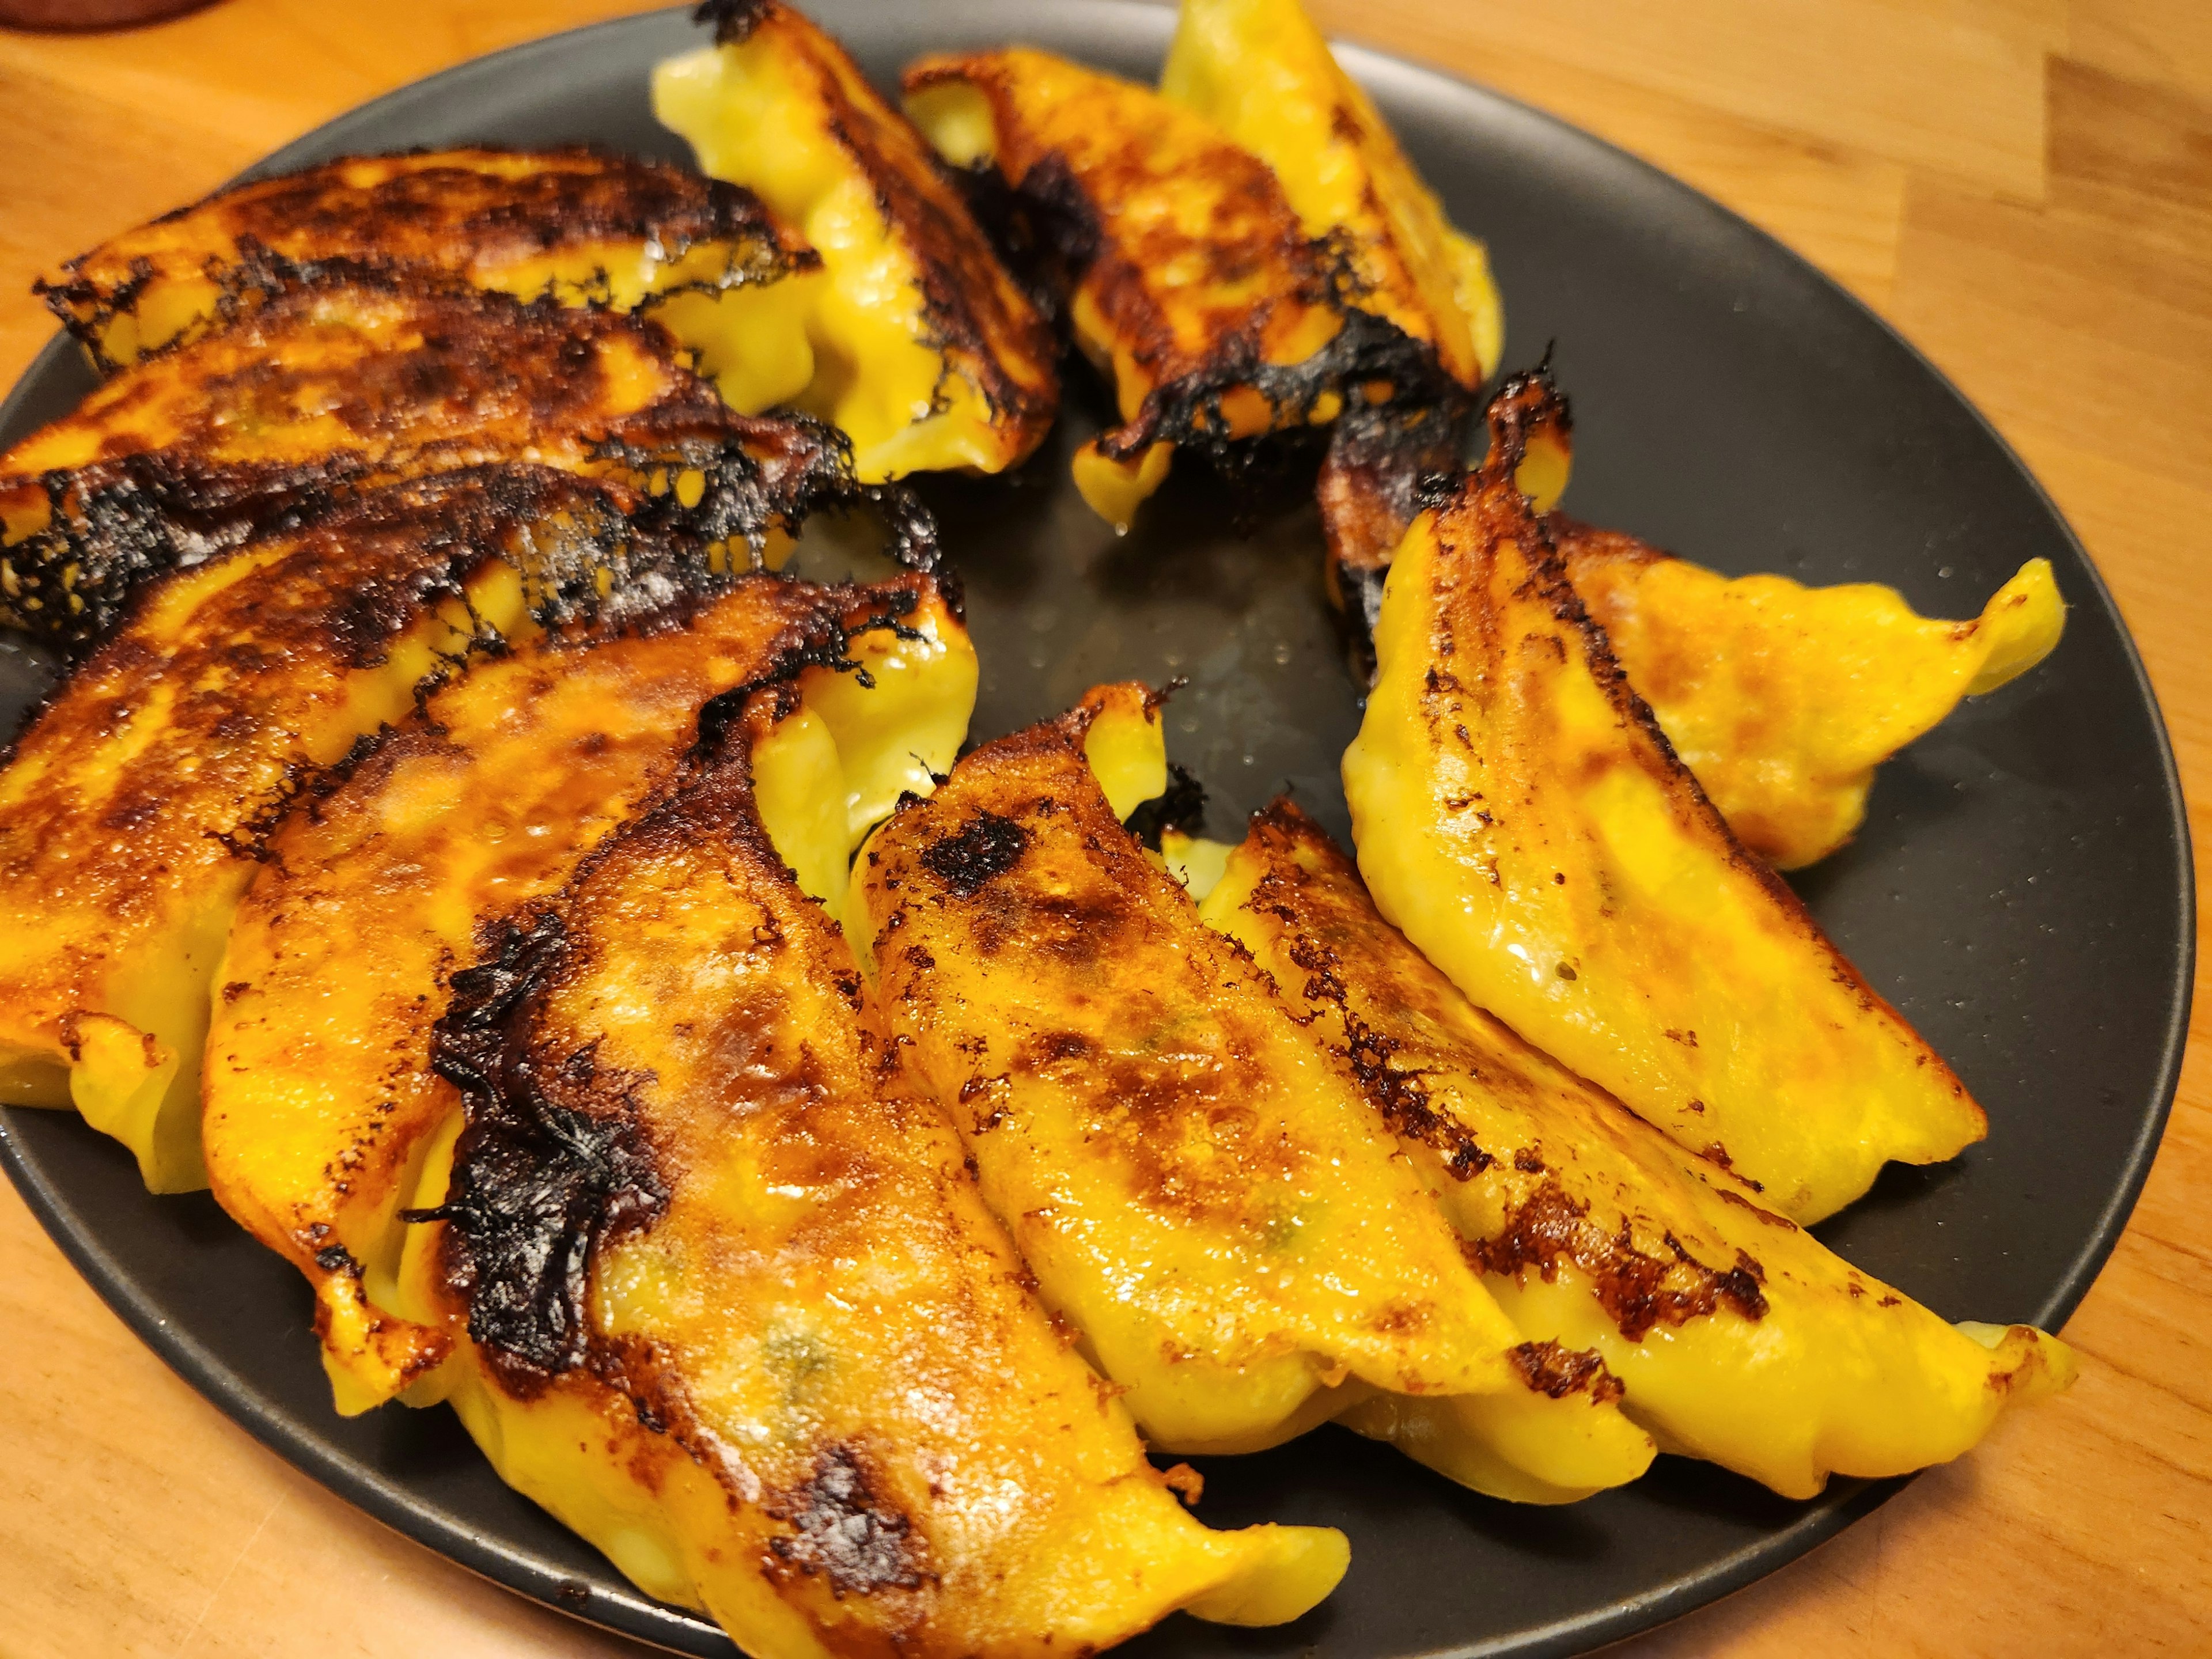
[0,440,877,1193]
[655,1,1059,482]
[0,272,873,652]
[392,689,1346,1655]
[203,572,974,1412]
[1553,517,2066,868]
[1316,367,1568,675]
[1205,801,2075,1498]
[906,47,1389,529]
[1309,374,2061,861]
[36,146,824,410]
[852,685,1656,1499]
[856,689,1651,1500]
[1315,398,1469,660]
[1342,374,1986,1222]
[1161,0,1502,392]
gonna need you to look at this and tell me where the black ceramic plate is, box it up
[0,4,2191,1656]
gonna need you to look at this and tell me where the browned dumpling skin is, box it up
[1311,375,2063,864]
[37,146,822,374]
[0,470,583,1191]
[1343,373,1987,1222]
[0,272,873,652]
[203,573,971,1413]
[393,695,1346,1657]
[1161,0,1502,396]
[1315,398,1469,664]
[0,421,895,1194]
[905,48,1450,529]
[852,691,1532,1455]
[1203,801,2073,1499]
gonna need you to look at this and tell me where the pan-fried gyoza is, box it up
[0,0,2090,1643]
[1343,373,1988,1221]
[0,421,889,1193]
[906,49,1458,533]
[0,272,888,652]
[1161,0,1502,393]
[1203,801,2075,1497]
[37,145,825,411]
[1314,364,1569,673]
[654,0,1059,482]
[203,573,974,1413]
[1551,517,2065,868]
[391,687,1346,1655]
[1309,370,2065,866]
[854,686,1658,1503]
[1162,0,1503,584]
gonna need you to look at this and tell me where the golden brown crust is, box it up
[1544,513,1666,580]
[0,270,940,654]
[858,704,1521,1449]
[0,471,608,1059]
[906,48,1450,469]
[1158,0,1498,392]
[1343,369,1983,1219]
[1410,370,1892,975]
[203,573,935,1403]
[407,691,1278,1650]
[708,5,1059,451]
[37,146,817,369]
[0,456,898,1076]
[1230,800,1774,1343]
[421,710,940,1610]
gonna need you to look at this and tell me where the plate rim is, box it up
[0,4,2194,1656]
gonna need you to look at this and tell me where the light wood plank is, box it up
[1309,0,2051,195]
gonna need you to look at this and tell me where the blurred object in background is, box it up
[0,0,213,30]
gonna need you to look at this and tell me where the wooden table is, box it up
[2,1,2208,1653]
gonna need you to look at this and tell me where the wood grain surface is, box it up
[2,1,2208,1654]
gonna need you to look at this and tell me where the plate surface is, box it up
[0,5,2191,1656]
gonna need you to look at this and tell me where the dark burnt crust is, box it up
[416,646,941,1604]
[5,267,721,653]
[1510,1339,1625,1406]
[414,573,940,1397]
[908,52,1455,482]
[1233,800,1775,1345]
[1105,301,1455,473]
[1123,763,1207,850]
[1317,363,1570,681]
[695,0,772,44]
[763,1445,929,1597]
[1475,1184,1769,1342]
[915,808,1030,899]
[687,575,933,766]
[416,907,671,1394]
[0,471,673,957]
[37,145,816,368]
[1032,173,1455,472]
[263,576,904,1304]
[1319,396,1472,680]
[2,267,941,654]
